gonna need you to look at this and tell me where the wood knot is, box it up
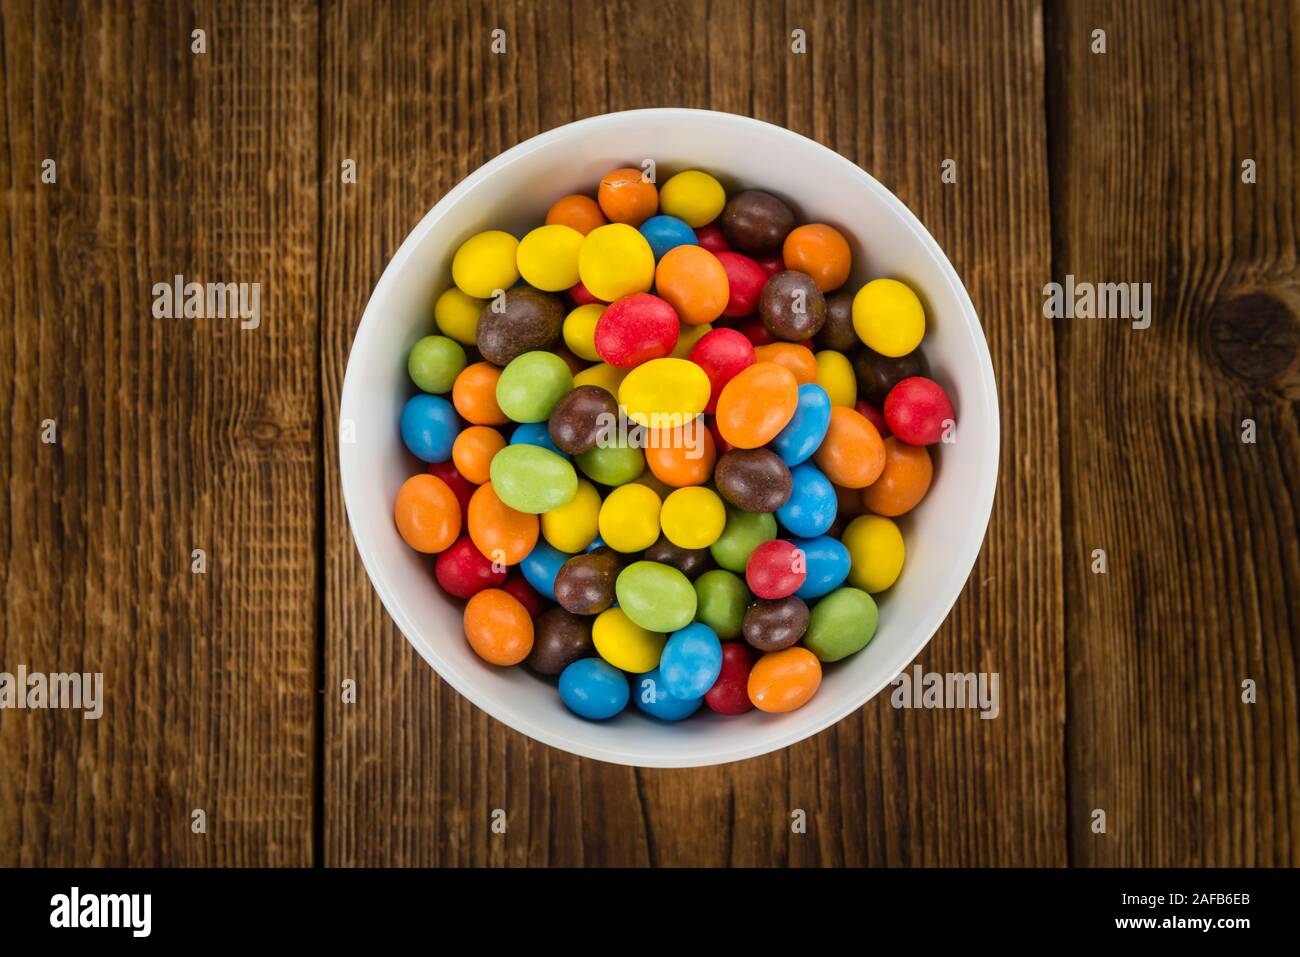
[1208,292,1298,386]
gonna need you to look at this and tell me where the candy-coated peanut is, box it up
[615,561,697,632]
[517,224,584,291]
[595,293,679,367]
[562,304,606,361]
[451,230,519,299]
[883,376,955,446]
[451,425,506,485]
[747,646,822,713]
[862,437,933,516]
[597,167,659,226]
[655,245,730,325]
[546,194,607,235]
[435,536,506,598]
[813,406,886,488]
[771,383,832,466]
[709,507,778,573]
[467,482,539,565]
[660,622,723,700]
[814,350,857,407]
[394,473,461,553]
[495,351,574,423]
[694,569,752,639]
[541,478,602,553]
[559,658,629,719]
[639,214,698,261]
[434,287,487,345]
[644,422,716,487]
[804,586,878,662]
[852,278,925,356]
[575,440,645,487]
[752,342,818,384]
[617,357,710,427]
[782,223,851,292]
[592,606,665,673]
[408,335,467,394]
[598,483,662,553]
[842,514,905,593]
[572,361,629,395]
[631,667,704,720]
[400,394,460,463]
[660,486,726,550]
[578,223,656,302]
[659,170,726,227]
[453,362,509,425]
[776,462,838,538]
[705,642,756,713]
[715,361,799,449]
[489,443,578,514]
[463,589,534,666]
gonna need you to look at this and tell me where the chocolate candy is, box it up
[760,271,826,341]
[526,606,595,675]
[714,448,792,512]
[553,547,621,615]
[815,291,857,351]
[644,535,714,579]
[477,286,564,366]
[852,346,929,404]
[548,384,617,455]
[719,190,796,255]
[742,595,810,652]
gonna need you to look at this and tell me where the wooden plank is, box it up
[322,0,1063,865]
[1047,0,1300,865]
[0,0,319,866]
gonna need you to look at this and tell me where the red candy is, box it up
[594,292,680,367]
[735,316,775,346]
[688,328,756,413]
[715,251,768,318]
[705,642,756,714]
[501,573,547,617]
[883,376,954,446]
[435,536,507,598]
[745,539,807,599]
[754,253,785,277]
[427,460,476,525]
[568,280,605,307]
[855,398,890,438]
[695,224,731,254]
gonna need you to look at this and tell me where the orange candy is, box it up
[453,361,509,425]
[452,425,506,485]
[782,223,852,292]
[546,194,607,236]
[753,342,818,384]
[654,246,730,325]
[463,588,534,665]
[862,437,933,516]
[394,473,461,553]
[748,647,822,713]
[715,361,799,449]
[644,423,717,487]
[467,482,539,565]
[597,167,659,226]
[813,406,885,488]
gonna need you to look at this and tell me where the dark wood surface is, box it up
[0,0,1295,867]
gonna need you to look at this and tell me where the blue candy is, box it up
[559,659,629,720]
[631,667,703,721]
[771,384,832,466]
[584,535,607,553]
[400,393,459,463]
[639,215,698,261]
[519,540,572,600]
[660,622,723,700]
[777,462,837,537]
[792,535,851,599]
[510,421,568,458]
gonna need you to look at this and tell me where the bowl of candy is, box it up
[340,108,999,767]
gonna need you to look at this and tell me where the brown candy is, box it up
[548,385,618,455]
[815,291,858,352]
[719,190,796,255]
[714,448,792,512]
[553,547,621,615]
[852,346,929,404]
[759,271,826,341]
[526,607,594,676]
[477,287,564,366]
[644,535,714,580]
[742,596,810,652]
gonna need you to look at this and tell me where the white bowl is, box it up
[340,108,999,768]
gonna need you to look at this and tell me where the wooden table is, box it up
[1,0,1296,867]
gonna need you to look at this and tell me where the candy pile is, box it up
[393,166,955,721]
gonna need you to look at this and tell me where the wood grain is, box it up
[1047,0,1300,865]
[0,0,319,865]
[321,0,1064,866]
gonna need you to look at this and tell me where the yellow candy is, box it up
[617,358,710,428]
[852,278,925,357]
[815,350,857,407]
[517,224,584,291]
[541,479,601,553]
[434,287,486,345]
[592,607,665,673]
[842,514,905,593]
[573,362,628,395]
[598,483,661,553]
[660,486,726,549]
[578,223,655,302]
[452,230,520,299]
[563,303,606,362]
[670,321,713,359]
[659,170,727,228]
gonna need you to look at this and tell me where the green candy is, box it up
[693,569,751,639]
[804,586,878,662]
[709,507,778,572]
[407,334,467,394]
[496,351,574,423]
[575,441,645,487]
[489,443,578,514]
[615,561,697,633]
